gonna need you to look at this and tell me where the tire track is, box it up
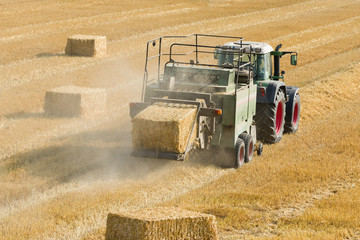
[221,178,359,239]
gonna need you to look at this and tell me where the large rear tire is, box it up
[285,93,301,133]
[255,90,286,144]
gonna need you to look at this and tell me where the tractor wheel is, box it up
[235,138,245,168]
[239,133,254,163]
[255,89,286,144]
[285,93,301,133]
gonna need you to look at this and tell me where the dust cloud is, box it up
[51,54,185,184]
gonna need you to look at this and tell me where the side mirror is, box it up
[291,54,297,66]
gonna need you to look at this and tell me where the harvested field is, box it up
[1,0,360,239]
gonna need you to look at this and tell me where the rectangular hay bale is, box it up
[105,207,218,240]
[131,103,198,154]
[44,85,106,118]
[65,35,107,57]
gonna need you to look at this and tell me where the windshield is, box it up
[217,51,254,69]
[217,51,272,80]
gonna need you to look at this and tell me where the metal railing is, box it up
[141,34,253,102]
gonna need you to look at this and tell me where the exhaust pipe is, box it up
[273,44,282,78]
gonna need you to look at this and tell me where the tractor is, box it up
[129,34,300,168]
[216,41,300,143]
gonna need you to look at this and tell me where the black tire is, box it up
[285,93,301,134]
[257,142,263,156]
[255,90,286,144]
[235,138,245,168]
[239,133,254,163]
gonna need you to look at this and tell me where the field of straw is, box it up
[0,0,360,239]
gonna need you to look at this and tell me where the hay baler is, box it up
[129,34,266,168]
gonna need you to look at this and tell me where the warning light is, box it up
[214,109,222,116]
[260,87,266,97]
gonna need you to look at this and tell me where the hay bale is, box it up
[132,103,198,154]
[65,35,106,57]
[44,85,106,118]
[105,207,218,240]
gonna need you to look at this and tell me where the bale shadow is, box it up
[5,111,46,119]
[36,52,66,58]
[5,111,86,120]
[3,127,171,182]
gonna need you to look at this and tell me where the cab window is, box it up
[255,53,271,80]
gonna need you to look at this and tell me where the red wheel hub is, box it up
[292,102,299,126]
[275,102,283,134]
[240,146,244,162]
[249,142,253,158]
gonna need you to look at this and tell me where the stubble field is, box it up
[0,0,360,239]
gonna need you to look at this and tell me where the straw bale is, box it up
[44,85,106,118]
[65,35,107,57]
[132,103,198,154]
[105,207,218,240]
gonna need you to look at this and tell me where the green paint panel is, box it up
[234,84,257,140]
[163,65,233,87]
[221,94,235,126]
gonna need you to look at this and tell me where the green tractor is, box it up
[216,41,300,143]
[129,34,300,168]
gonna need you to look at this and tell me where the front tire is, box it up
[255,90,286,144]
[285,93,300,133]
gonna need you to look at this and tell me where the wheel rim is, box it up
[249,141,253,159]
[276,102,284,134]
[239,146,244,163]
[292,102,299,127]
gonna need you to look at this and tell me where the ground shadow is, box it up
[5,111,85,120]
[3,127,172,182]
[36,52,66,58]
[5,111,46,119]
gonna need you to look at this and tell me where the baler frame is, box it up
[141,34,253,102]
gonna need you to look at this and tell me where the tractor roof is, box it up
[222,41,273,54]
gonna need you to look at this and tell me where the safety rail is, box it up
[141,34,253,102]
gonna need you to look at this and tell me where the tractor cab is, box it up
[216,41,297,81]
[215,41,273,82]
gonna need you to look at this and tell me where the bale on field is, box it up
[44,85,106,118]
[65,35,107,57]
[105,207,218,240]
[132,102,198,154]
